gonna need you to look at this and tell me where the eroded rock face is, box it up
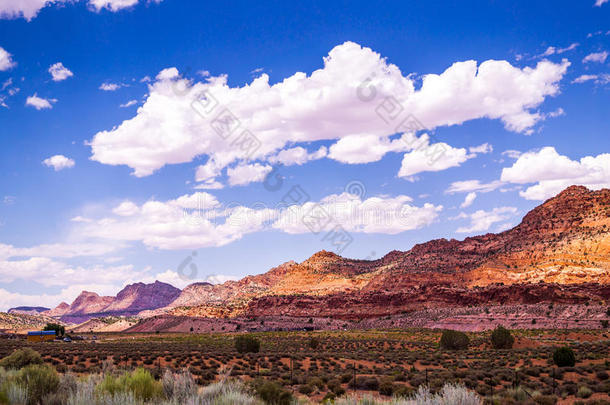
[51,281,181,323]
[31,186,609,324]
[66,291,114,315]
[162,186,609,319]
[244,283,610,319]
[103,281,180,313]
[44,302,70,317]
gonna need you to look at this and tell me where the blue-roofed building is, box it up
[26,330,56,342]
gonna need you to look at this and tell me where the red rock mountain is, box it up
[42,186,610,324]
[51,281,180,323]
[159,186,610,319]
[44,302,70,317]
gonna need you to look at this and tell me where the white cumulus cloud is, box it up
[455,207,517,233]
[120,99,137,108]
[73,191,442,250]
[26,93,57,109]
[270,146,327,166]
[87,42,570,180]
[582,51,608,63]
[398,134,474,180]
[99,82,124,91]
[42,154,75,171]
[227,163,272,186]
[460,192,477,208]
[88,0,139,12]
[273,193,443,235]
[0,46,16,70]
[0,0,64,21]
[500,146,610,200]
[48,62,73,81]
[446,180,504,194]
[572,74,610,85]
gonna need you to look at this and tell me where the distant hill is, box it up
[45,281,181,323]
[7,306,50,315]
[0,312,64,333]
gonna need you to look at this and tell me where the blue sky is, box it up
[0,0,609,310]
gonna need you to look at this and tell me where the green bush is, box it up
[533,394,558,405]
[491,325,515,349]
[0,348,43,370]
[252,379,292,405]
[576,386,592,399]
[98,368,163,401]
[351,376,379,390]
[235,335,261,354]
[393,385,414,397]
[17,364,59,405]
[553,347,576,367]
[440,330,470,350]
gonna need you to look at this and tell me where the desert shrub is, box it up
[162,369,196,401]
[304,377,322,390]
[350,376,379,390]
[491,325,514,349]
[440,330,470,350]
[0,348,43,370]
[4,384,28,405]
[393,385,414,398]
[298,384,313,395]
[553,347,576,367]
[378,380,395,396]
[41,373,79,405]
[327,379,342,393]
[576,386,593,398]
[98,368,163,401]
[534,394,558,405]
[235,335,261,354]
[309,337,320,350]
[199,379,262,405]
[17,364,59,405]
[596,370,609,380]
[252,379,292,405]
[334,383,480,404]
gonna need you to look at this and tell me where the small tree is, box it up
[0,348,43,370]
[235,335,260,353]
[553,347,576,367]
[308,337,320,350]
[440,330,470,350]
[43,323,65,337]
[491,325,515,349]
